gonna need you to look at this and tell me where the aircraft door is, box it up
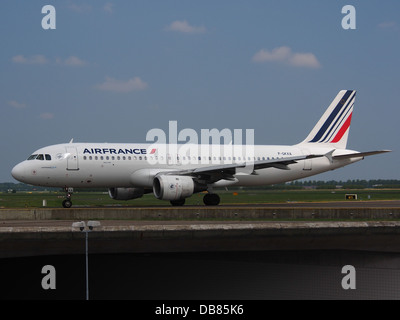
[301,149,312,171]
[66,146,79,170]
[167,154,173,166]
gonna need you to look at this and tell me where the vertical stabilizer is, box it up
[298,90,356,149]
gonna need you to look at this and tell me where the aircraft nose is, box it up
[11,163,26,182]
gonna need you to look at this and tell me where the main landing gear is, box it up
[169,193,221,206]
[203,193,220,206]
[62,187,73,208]
[170,199,186,206]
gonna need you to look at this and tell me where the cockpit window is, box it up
[27,154,52,160]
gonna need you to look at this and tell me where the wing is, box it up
[161,154,323,184]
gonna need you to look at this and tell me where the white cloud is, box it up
[166,20,206,34]
[103,2,114,13]
[289,53,321,68]
[8,100,27,109]
[40,113,55,120]
[12,54,48,65]
[67,3,92,13]
[252,46,321,68]
[378,21,397,29]
[57,56,86,66]
[252,47,291,63]
[13,54,86,67]
[96,77,148,92]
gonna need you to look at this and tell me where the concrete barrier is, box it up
[1,206,400,220]
[1,220,400,258]
[2,206,400,258]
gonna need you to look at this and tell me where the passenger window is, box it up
[36,154,44,160]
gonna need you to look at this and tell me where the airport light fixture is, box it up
[72,220,101,300]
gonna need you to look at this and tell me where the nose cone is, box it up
[11,162,26,182]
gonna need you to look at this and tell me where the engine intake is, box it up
[153,175,196,201]
[108,187,145,200]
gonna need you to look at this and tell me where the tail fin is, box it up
[298,90,356,149]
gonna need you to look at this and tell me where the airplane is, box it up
[11,90,390,208]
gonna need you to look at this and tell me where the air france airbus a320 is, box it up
[12,90,390,208]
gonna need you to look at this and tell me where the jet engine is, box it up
[153,175,196,201]
[108,187,145,200]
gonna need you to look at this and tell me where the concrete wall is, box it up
[1,206,400,220]
[2,220,400,258]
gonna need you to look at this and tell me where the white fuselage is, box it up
[11,142,361,189]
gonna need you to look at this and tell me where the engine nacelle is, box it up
[108,187,144,200]
[153,175,195,201]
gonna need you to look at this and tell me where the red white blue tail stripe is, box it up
[306,90,356,146]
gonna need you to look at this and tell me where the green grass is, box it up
[0,189,399,208]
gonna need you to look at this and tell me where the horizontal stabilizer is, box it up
[333,150,391,160]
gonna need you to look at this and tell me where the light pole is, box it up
[72,220,101,300]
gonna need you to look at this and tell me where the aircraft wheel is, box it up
[62,199,72,208]
[170,199,185,206]
[203,193,220,206]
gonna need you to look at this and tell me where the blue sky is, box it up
[1,1,399,182]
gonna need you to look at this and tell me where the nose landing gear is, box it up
[62,187,73,208]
